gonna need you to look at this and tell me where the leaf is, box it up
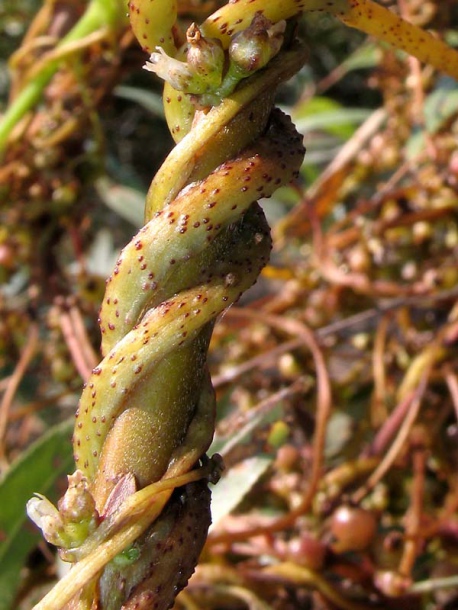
[405,77,458,157]
[209,455,273,531]
[325,411,354,458]
[294,103,371,139]
[95,177,146,228]
[0,419,74,610]
[84,228,119,278]
[339,42,381,73]
[114,85,165,118]
[405,128,426,160]
[423,77,458,133]
[210,402,284,457]
[293,95,342,120]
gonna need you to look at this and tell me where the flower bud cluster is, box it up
[26,470,98,554]
[145,12,285,104]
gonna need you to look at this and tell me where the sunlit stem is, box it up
[201,0,458,80]
[338,0,458,81]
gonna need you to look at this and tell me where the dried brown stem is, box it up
[398,444,426,578]
[352,375,428,504]
[0,322,39,465]
[57,298,98,382]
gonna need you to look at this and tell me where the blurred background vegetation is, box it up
[1,1,458,608]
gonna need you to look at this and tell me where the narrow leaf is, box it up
[0,419,74,610]
[210,455,273,531]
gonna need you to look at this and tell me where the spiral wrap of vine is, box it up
[26,2,305,609]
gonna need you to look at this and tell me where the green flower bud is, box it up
[186,23,224,89]
[27,471,99,552]
[145,42,221,95]
[197,12,287,105]
[229,12,285,74]
[58,471,98,526]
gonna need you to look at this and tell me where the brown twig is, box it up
[371,314,390,426]
[352,375,428,504]
[398,441,426,578]
[212,337,301,388]
[363,386,419,459]
[444,367,458,423]
[216,378,307,458]
[0,322,39,465]
[56,297,98,382]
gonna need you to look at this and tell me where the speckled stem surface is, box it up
[65,2,306,608]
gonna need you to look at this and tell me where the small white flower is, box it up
[144,47,193,90]
[27,494,59,528]
[27,494,65,546]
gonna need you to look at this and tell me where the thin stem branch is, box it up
[0,322,39,465]
[352,375,428,504]
[398,445,426,578]
[57,299,98,382]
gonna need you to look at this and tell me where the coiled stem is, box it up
[29,5,305,610]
